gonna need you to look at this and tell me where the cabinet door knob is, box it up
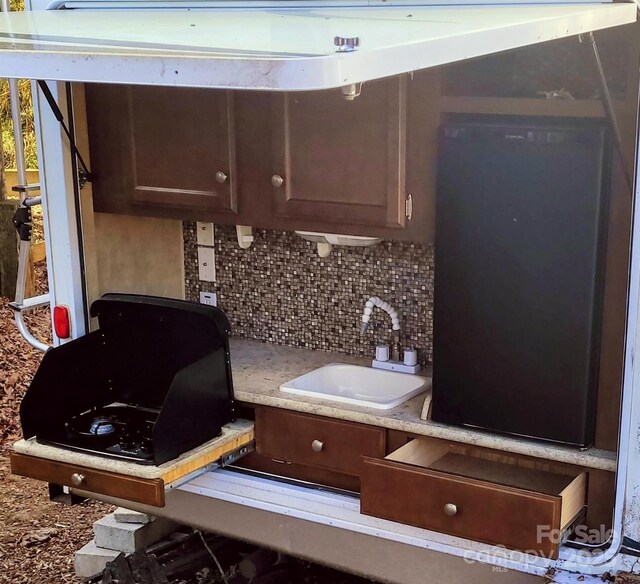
[443,503,458,516]
[215,171,228,184]
[71,473,85,486]
[271,174,284,188]
[311,439,324,453]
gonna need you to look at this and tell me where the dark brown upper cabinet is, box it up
[270,76,408,230]
[86,75,437,242]
[86,84,237,218]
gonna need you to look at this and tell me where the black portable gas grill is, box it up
[19,294,235,465]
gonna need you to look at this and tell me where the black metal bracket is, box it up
[12,205,32,242]
[48,483,87,506]
[219,441,255,468]
[78,169,89,190]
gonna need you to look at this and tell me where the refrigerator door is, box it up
[432,119,610,447]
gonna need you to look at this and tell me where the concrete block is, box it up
[93,513,177,554]
[113,507,154,524]
[74,540,121,579]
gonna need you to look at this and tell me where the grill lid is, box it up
[20,294,235,465]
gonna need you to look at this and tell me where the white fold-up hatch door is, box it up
[0,3,635,90]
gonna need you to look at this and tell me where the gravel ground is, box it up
[0,264,113,583]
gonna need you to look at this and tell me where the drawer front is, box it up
[256,408,386,476]
[361,457,562,558]
[10,452,165,507]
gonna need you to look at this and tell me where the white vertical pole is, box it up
[32,80,87,344]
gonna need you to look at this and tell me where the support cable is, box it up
[588,31,633,195]
[36,80,94,183]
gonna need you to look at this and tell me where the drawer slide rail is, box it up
[166,442,255,491]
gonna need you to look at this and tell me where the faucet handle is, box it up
[404,348,418,367]
[375,345,390,362]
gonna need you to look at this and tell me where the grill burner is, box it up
[63,405,158,463]
[89,417,115,436]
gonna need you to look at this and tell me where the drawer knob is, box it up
[215,171,228,184]
[71,473,85,486]
[444,503,458,516]
[311,440,324,453]
[271,174,285,188]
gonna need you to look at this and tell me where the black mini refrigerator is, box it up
[432,117,611,448]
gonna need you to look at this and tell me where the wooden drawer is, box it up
[10,452,165,507]
[361,439,586,558]
[255,408,386,476]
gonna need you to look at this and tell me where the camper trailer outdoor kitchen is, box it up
[1,0,640,582]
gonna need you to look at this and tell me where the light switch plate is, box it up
[199,291,218,306]
[197,247,216,282]
[196,222,215,246]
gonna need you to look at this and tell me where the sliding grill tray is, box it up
[11,420,255,507]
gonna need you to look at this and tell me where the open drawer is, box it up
[361,438,587,558]
[10,420,254,508]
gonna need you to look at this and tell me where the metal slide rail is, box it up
[2,0,50,352]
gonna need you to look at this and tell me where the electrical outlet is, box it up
[196,222,215,246]
[199,291,218,306]
[197,246,216,282]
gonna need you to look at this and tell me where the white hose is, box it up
[360,296,400,333]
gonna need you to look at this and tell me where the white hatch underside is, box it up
[0,3,635,89]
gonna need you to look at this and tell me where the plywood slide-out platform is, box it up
[10,419,255,507]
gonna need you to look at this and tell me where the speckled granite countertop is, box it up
[229,338,617,472]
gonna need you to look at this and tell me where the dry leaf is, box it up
[20,528,58,547]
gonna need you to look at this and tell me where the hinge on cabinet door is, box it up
[405,194,413,221]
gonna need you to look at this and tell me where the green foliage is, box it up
[1,79,38,170]
[1,0,38,170]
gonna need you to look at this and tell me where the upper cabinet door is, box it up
[271,77,407,229]
[87,85,237,216]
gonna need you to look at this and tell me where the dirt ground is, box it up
[0,264,113,583]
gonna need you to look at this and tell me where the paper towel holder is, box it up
[295,231,382,257]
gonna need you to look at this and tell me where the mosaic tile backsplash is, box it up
[183,223,434,365]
